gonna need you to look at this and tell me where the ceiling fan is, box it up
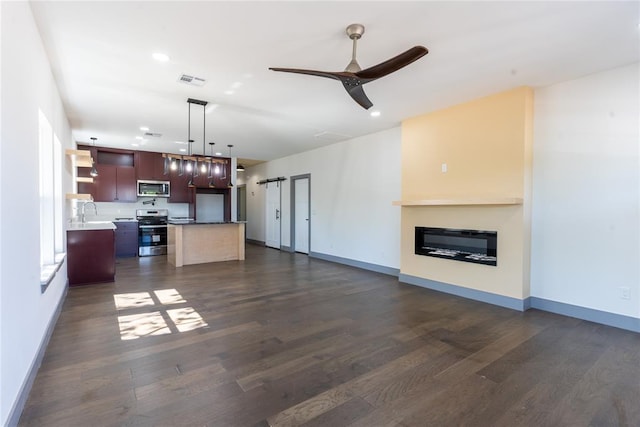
[269,23,428,110]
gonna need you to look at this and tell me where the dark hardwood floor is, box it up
[19,245,640,426]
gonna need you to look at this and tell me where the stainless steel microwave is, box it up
[137,180,170,197]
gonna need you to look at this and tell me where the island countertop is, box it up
[167,220,246,225]
[167,222,245,267]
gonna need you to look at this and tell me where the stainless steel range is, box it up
[136,209,168,257]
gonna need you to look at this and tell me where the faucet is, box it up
[81,201,98,223]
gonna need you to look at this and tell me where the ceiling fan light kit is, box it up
[269,23,428,109]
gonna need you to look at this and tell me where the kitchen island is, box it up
[167,221,245,267]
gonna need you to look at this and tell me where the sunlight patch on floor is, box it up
[154,288,187,305]
[117,312,171,340]
[114,289,207,340]
[113,292,155,309]
[167,307,208,332]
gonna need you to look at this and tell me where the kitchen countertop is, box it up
[168,220,246,225]
[113,217,138,222]
[68,221,117,231]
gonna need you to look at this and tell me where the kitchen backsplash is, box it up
[71,198,189,222]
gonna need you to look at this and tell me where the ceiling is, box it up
[30,1,639,163]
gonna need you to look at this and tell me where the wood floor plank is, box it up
[18,245,640,426]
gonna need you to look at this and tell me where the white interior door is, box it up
[265,182,281,249]
[294,177,310,254]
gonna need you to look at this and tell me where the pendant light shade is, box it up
[226,144,234,187]
[208,142,216,187]
[89,137,99,177]
[236,164,245,172]
[163,155,171,175]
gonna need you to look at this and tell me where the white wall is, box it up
[242,127,401,269]
[531,63,640,318]
[1,3,75,424]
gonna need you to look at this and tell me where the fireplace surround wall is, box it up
[399,87,533,306]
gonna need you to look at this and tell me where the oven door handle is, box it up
[138,225,167,229]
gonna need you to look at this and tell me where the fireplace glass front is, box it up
[415,227,497,266]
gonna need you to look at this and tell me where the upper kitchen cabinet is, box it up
[94,164,136,202]
[168,168,193,203]
[191,159,231,189]
[77,145,137,202]
[135,151,167,181]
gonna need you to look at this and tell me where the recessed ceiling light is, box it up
[224,90,234,95]
[179,148,186,152]
[140,126,149,132]
[370,110,381,117]
[135,136,144,140]
[152,52,170,62]
[132,143,139,147]
[215,152,222,156]
[175,140,188,145]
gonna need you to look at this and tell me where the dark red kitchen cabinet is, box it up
[94,164,117,201]
[94,165,136,202]
[67,229,115,286]
[191,160,231,189]
[136,151,166,181]
[116,166,136,201]
[168,169,193,203]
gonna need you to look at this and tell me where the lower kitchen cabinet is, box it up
[67,229,115,286]
[114,221,138,258]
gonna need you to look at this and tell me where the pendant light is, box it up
[226,144,233,188]
[200,102,208,174]
[187,135,194,187]
[89,137,99,177]
[163,155,170,175]
[236,164,245,172]
[208,142,216,188]
[185,98,208,186]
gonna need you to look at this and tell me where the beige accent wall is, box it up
[400,87,533,300]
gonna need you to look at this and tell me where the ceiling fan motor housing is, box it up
[346,23,365,39]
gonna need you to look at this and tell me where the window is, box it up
[39,109,65,290]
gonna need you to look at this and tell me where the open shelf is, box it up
[65,149,94,168]
[65,193,93,200]
[393,197,523,206]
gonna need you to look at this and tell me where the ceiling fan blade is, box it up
[355,46,428,81]
[341,82,373,110]
[269,67,344,81]
[270,67,372,108]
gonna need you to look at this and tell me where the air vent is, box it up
[313,131,351,141]
[144,132,162,138]
[178,74,206,87]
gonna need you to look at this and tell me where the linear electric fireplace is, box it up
[415,227,497,266]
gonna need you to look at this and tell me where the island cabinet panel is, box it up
[67,229,116,286]
[114,221,138,257]
[136,151,166,181]
[94,165,136,202]
[167,223,244,267]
